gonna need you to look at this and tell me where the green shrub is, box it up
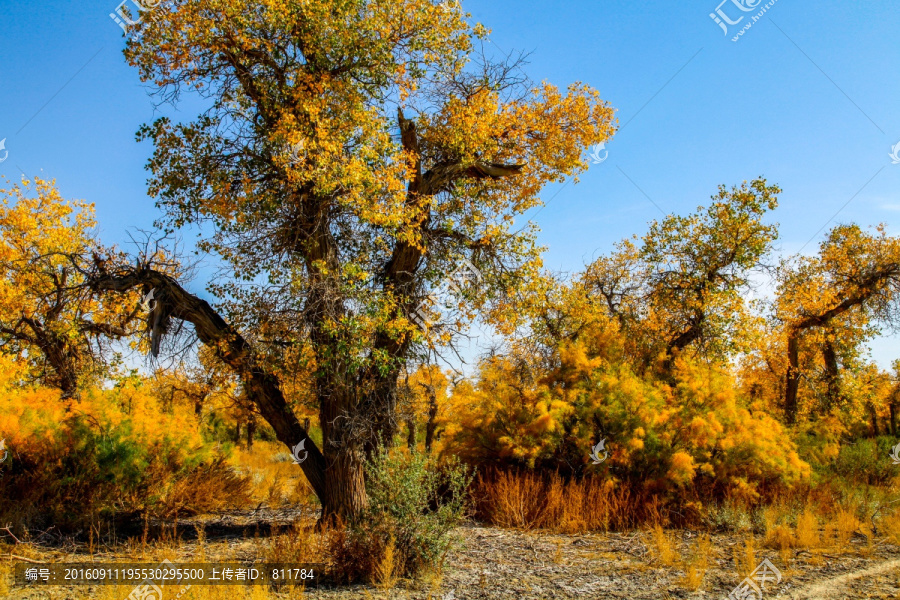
[832,437,898,486]
[328,449,471,583]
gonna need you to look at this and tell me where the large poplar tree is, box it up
[92,0,615,519]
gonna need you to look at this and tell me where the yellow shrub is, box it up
[0,375,250,532]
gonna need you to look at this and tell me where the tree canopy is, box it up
[89,0,617,519]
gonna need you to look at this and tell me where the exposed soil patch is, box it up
[5,511,900,599]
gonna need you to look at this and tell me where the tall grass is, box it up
[230,441,317,508]
[472,469,671,532]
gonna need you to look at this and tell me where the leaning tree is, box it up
[0,179,143,401]
[776,224,900,424]
[93,0,615,520]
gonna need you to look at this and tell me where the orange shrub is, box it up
[441,330,810,511]
[0,365,250,533]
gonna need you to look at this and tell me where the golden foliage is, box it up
[0,178,141,395]
[442,333,809,503]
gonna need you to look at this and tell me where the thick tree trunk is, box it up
[784,332,801,425]
[424,395,439,454]
[321,447,367,524]
[319,386,368,522]
[870,404,880,437]
[406,417,416,452]
[822,339,842,410]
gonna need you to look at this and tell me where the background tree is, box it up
[582,179,780,375]
[0,179,142,400]
[98,0,615,520]
[776,224,900,423]
[400,364,449,453]
[888,360,900,436]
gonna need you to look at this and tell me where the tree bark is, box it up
[406,417,416,452]
[784,331,801,425]
[424,392,439,454]
[89,267,328,507]
[318,387,368,521]
[822,338,842,410]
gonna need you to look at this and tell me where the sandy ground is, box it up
[5,511,900,599]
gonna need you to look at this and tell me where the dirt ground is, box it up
[5,510,900,599]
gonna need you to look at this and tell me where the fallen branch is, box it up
[1,524,23,545]
[9,554,44,564]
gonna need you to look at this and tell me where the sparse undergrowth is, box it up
[3,518,900,600]
[327,449,471,584]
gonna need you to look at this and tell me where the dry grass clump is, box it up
[882,508,900,545]
[644,525,711,591]
[834,509,862,549]
[374,534,399,590]
[472,469,663,532]
[231,441,317,508]
[157,458,254,519]
[734,535,757,579]
[650,524,678,567]
[325,518,385,585]
[679,534,711,591]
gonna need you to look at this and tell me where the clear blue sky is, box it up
[0,0,898,366]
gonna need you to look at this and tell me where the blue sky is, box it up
[0,0,898,367]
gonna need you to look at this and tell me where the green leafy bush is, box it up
[328,449,471,583]
[832,437,898,486]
